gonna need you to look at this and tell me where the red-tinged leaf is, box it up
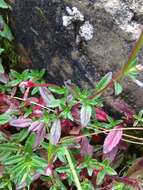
[80,137,93,156]
[71,103,80,120]
[103,145,119,161]
[0,73,9,83]
[10,118,32,128]
[29,121,44,132]
[34,126,46,148]
[80,105,92,127]
[95,108,108,122]
[103,125,123,154]
[0,93,10,105]
[111,99,134,119]
[61,119,73,135]
[39,87,55,106]
[50,119,61,145]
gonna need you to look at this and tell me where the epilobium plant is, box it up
[1,0,143,189]
[0,31,143,190]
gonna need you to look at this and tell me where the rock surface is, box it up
[10,0,143,109]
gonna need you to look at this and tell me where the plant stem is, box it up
[64,147,82,190]
[89,30,143,99]
[10,96,56,113]
[61,126,143,145]
[122,30,143,73]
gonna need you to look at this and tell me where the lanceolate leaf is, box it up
[111,99,134,119]
[3,155,23,165]
[96,170,106,185]
[0,114,10,125]
[80,105,92,127]
[49,86,67,95]
[96,72,112,92]
[39,87,55,106]
[10,118,32,128]
[95,108,108,122]
[103,125,123,154]
[0,62,4,73]
[0,16,13,41]
[0,143,19,151]
[104,145,119,161]
[50,119,61,145]
[34,126,46,148]
[29,121,44,132]
[0,0,10,9]
[0,73,9,83]
[80,137,93,156]
[114,82,123,96]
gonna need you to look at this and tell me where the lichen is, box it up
[62,6,84,27]
[79,21,94,41]
[63,6,94,41]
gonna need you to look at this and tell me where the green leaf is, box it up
[14,165,29,185]
[60,107,73,121]
[7,182,13,190]
[126,58,137,71]
[81,179,95,190]
[0,48,4,54]
[32,155,47,168]
[0,114,10,125]
[3,155,23,165]
[46,142,57,162]
[18,129,29,142]
[12,129,29,142]
[0,151,11,162]
[0,143,19,151]
[0,132,8,142]
[8,79,21,86]
[96,72,112,92]
[102,159,110,166]
[106,166,117,176]
[0,59,4,74]
[96,170,106,185]
[24,133,36,154]
[9,69,19,79]
[0,16,13,41]
[113,182,124,190]
[0,181,8,189]
[31,87,39,95]
[0,0,10,9]
[114,82,123,96]
[49,86,67,95]
[48,99,60,108]
[87,168,93,176]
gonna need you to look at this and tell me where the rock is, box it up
[9,0,143,109]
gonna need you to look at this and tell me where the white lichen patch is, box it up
[79,21,94,41]
[63,6,94,41]
[62,6,84,27]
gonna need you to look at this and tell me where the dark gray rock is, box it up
[10,0,143,109]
